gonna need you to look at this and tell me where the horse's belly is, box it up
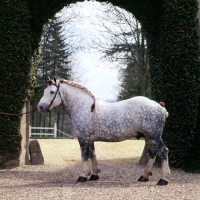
[93,130,139,142]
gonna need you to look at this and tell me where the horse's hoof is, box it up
[138,175,149,182]
[157,179,168,186]
[89,174,99,181]
[77,176,87,182]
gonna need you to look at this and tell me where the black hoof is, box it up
[157,179,168,186]
[138,175,149,182]
[89,174,99,181]
[77,176,87,182]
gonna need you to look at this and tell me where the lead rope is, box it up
[57,129,75,139]
[0,108,37,116]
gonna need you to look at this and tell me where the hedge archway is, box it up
[0,0,199,171]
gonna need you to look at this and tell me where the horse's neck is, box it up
[60,84,93,116]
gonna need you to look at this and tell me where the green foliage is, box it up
[141,0,200,170]
[27,0,70,53]
[0,0,31,161]
[108,0,200,170]
[0,0,70,163]
[118,61,151,100]
[116,30,150,100]
[31,16,72,136]
[94,4,151,100]
[38,16,72,81]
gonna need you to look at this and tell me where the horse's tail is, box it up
[159,102,169,118]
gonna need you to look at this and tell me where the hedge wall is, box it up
[134,0,200,170]
[0,0,70,164]
[147,0,200,170]
[0,0,31,163]
[106,0,200,170]
[159,0,200,170]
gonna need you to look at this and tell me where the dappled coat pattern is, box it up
[37,78,170,186]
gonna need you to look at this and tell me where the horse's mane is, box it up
[59,79,98,113]
[59,79,96,100]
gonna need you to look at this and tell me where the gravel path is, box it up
[0,139,200,200]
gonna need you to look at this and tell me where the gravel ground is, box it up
[0,139,200,200]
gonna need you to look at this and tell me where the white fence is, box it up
[29,123,57,138]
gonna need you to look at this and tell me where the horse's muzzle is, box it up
[37,103,49,114]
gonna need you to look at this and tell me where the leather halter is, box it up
[47,81,61,112]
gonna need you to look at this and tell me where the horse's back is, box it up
[98,96,161,112]
[93,96,165,141]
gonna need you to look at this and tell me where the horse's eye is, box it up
[50,91,55,95]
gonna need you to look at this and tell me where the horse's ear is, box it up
[47,80,53,85]
[47,75,53,85]
[54,76,57,83]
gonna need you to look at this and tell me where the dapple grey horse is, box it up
[37,77,170,185]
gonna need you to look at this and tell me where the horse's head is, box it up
[37,76,62,114]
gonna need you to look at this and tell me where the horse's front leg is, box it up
[77,136,91,182]
[89,141,100,181]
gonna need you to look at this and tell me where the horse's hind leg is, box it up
[138,137,170,185]
[157,137,170,185]
[138,138,158,182]
[89,141,100,181]
[138,155,156,182]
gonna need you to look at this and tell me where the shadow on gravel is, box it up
[1,157,199,191]
[0,157,160,189]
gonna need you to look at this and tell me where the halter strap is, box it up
[47,82,61,111]
[47,79,97,114]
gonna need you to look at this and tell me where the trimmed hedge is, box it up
[147,0,200,170]
[0,0,31,162]
[0,0,72,164]
[108,0,200,170]
[0,0,70,164]
[134,0,200,170]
